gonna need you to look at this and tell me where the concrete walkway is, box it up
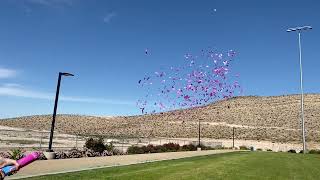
[7,150,236,179]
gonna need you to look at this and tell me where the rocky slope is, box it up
[1,94,320,143]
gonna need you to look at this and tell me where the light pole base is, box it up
[43,151,56,159]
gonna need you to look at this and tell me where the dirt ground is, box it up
[0,125,85,151]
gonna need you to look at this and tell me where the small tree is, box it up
[105,142,114,152]
[84,137,106,153]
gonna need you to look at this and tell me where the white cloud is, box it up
[25,0,52,6]
[16,0,74,12]
[2,83,23,88]
[103,12,116,23]
[0,84,134,105]
[0,84,53,100]
[23,0,73,6]
[0,68,17,79]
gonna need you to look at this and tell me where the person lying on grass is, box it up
[0,158,19,180]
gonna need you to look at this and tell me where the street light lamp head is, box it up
[60,72,74,76]
[286,28,295,32]
[287,25,312,32]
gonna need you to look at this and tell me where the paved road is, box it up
[8,150,236,179]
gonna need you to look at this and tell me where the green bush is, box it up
[256,148,262,151]
[181,144,197,151]
[267,149,273,152]
[84,137,106,153]
[9,148,24,160]
[127,146,144,154]
[155,145,167,153]
[144,144,157,153]
[112,148,123,155]
[127,143,217,155]
[239,146,249,150]
[210,146,224,150]
[199,144,215,150]
[288,149,296,153]
[309,149,320,154]
[163,143,180,152]
[105,142,114,152]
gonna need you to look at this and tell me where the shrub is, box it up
[267,149,273,152]
[211,146,224,150]
[105,142,114,152]
[112,148,123,155]
[84,137,106,153]
[154,145,167,153]
[220,146,230,150]
[288,149,296,153]
[55,151,68,159]
[239,146,249,150]
[163,143,180,152]
[0,152,10,159]
[141,145,149,153]
[181,144,197,151]
[101,150,112,156]
[200,144,215,150]
[144,144,157,153]
[308,149,320,154]
[127,146,144,154]
[38,152,47,160]
[84,149,101,157]
[128,143,203,155]
[9,148,24,160]
[256,148,262,151]
[68,148,84,158]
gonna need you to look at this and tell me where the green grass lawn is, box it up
[26,152,320,180]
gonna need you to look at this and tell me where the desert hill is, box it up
[1,94,320,143]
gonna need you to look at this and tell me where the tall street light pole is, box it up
[198,118,203,148]
[48,72,74,152]
[198,119,201,147]
[287,25,312,154]
[232,127,235,149]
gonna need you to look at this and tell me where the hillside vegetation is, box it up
[1,94,320,143]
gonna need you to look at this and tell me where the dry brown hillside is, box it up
[1,94,320,143]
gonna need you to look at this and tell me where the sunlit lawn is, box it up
[27,151,320,180]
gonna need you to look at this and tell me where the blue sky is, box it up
[0,0,320,118]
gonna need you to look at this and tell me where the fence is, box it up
[0,128,305,152]
[0,129,84,151]
[0,128,223,152]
